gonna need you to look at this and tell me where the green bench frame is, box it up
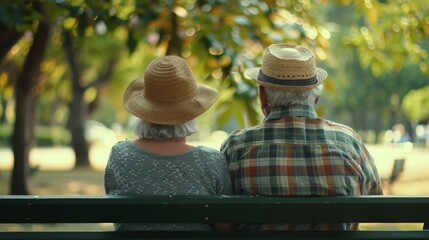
[0,195,428,239]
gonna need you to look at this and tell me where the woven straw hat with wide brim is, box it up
[246,44,328,91]
[123,56,218,125]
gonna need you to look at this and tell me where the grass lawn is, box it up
[0,169,113,231]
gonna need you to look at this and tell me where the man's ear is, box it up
[259,85,269,116]
[314,96,320,105]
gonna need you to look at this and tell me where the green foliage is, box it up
[0,123,12,147]
[342,0,429,76]
[34,125,71,147]
[402,86,429,122]
[0,1,40,31]
[1,0,428,140]
[321,1,429,137]
[119,0,331,128]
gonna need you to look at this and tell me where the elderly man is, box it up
[221,44,383,231]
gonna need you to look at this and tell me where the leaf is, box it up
[245,101,261,126]
[232,100,246,128]
[216,102,233,128]
[233,15,250,26]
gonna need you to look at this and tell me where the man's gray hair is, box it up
[264,84,324,107]
[130,118,199,140]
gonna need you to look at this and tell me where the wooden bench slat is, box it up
[1,195,428,239]
[1,231,429,240]
[1,195,429,224]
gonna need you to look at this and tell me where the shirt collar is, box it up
[264,105,318,122]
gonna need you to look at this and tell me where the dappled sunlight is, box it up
[90,145,113,172]
[0,223,113,231]
[360,223,423,230]
[0,145,112,172]
[367,144,429,177]
[29,147,75,170]
[391,180,429,195]
[64,181,104,195]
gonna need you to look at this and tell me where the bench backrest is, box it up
[1,195,429,224]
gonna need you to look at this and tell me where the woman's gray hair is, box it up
[264,84,324,107]
[130,118,199,140]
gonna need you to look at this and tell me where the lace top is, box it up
[104,140,232,231]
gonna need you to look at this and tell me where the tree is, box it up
[124,0,331,128]
[322,0,429,142]
[62,30,118,168]
[1,1,133,182]
[402,86,429,123]
[9,1,51,194]
[57,1,127,168]
[345,0,429,76]
[2,0,428,194]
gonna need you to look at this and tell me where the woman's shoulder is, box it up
[110,140,135,152]
[194,146,226,162]
[112,139,128,147]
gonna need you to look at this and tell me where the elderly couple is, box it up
[104,44,383,231]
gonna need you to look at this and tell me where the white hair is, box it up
[130,118,199,140]
[263,84,324,107]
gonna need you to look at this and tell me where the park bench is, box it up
[382,158,406,194]
[388,158,406,184]
[0,195,428,240]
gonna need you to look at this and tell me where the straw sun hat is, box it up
[246,44,328,91]
[123,56,218,125]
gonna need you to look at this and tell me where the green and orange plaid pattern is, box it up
[221,105,383,231]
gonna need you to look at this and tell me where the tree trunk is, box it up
[373,109,384,144]
[11,2,50,195]
[62,31,117,169]
[11,88,35,194]
[403,116,414,142]
[166,10,182,55]
[0,98,6,124]
[68,88,90,168]
[389,109,398,129]
[62,31,91,169]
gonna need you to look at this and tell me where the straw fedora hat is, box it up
[123,56,218,125]
[246,44,327,91]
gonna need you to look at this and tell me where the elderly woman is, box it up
[104,56,232,231]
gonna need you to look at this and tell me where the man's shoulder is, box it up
[323,119,360,138]
[220,126,263,150]
[226,125,263,139]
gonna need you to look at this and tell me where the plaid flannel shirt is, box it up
[220,105,383,231]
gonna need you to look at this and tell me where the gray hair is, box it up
[130,118,199,140]
[264,84,324,107]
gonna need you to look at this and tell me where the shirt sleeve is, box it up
[358,143,384,195]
